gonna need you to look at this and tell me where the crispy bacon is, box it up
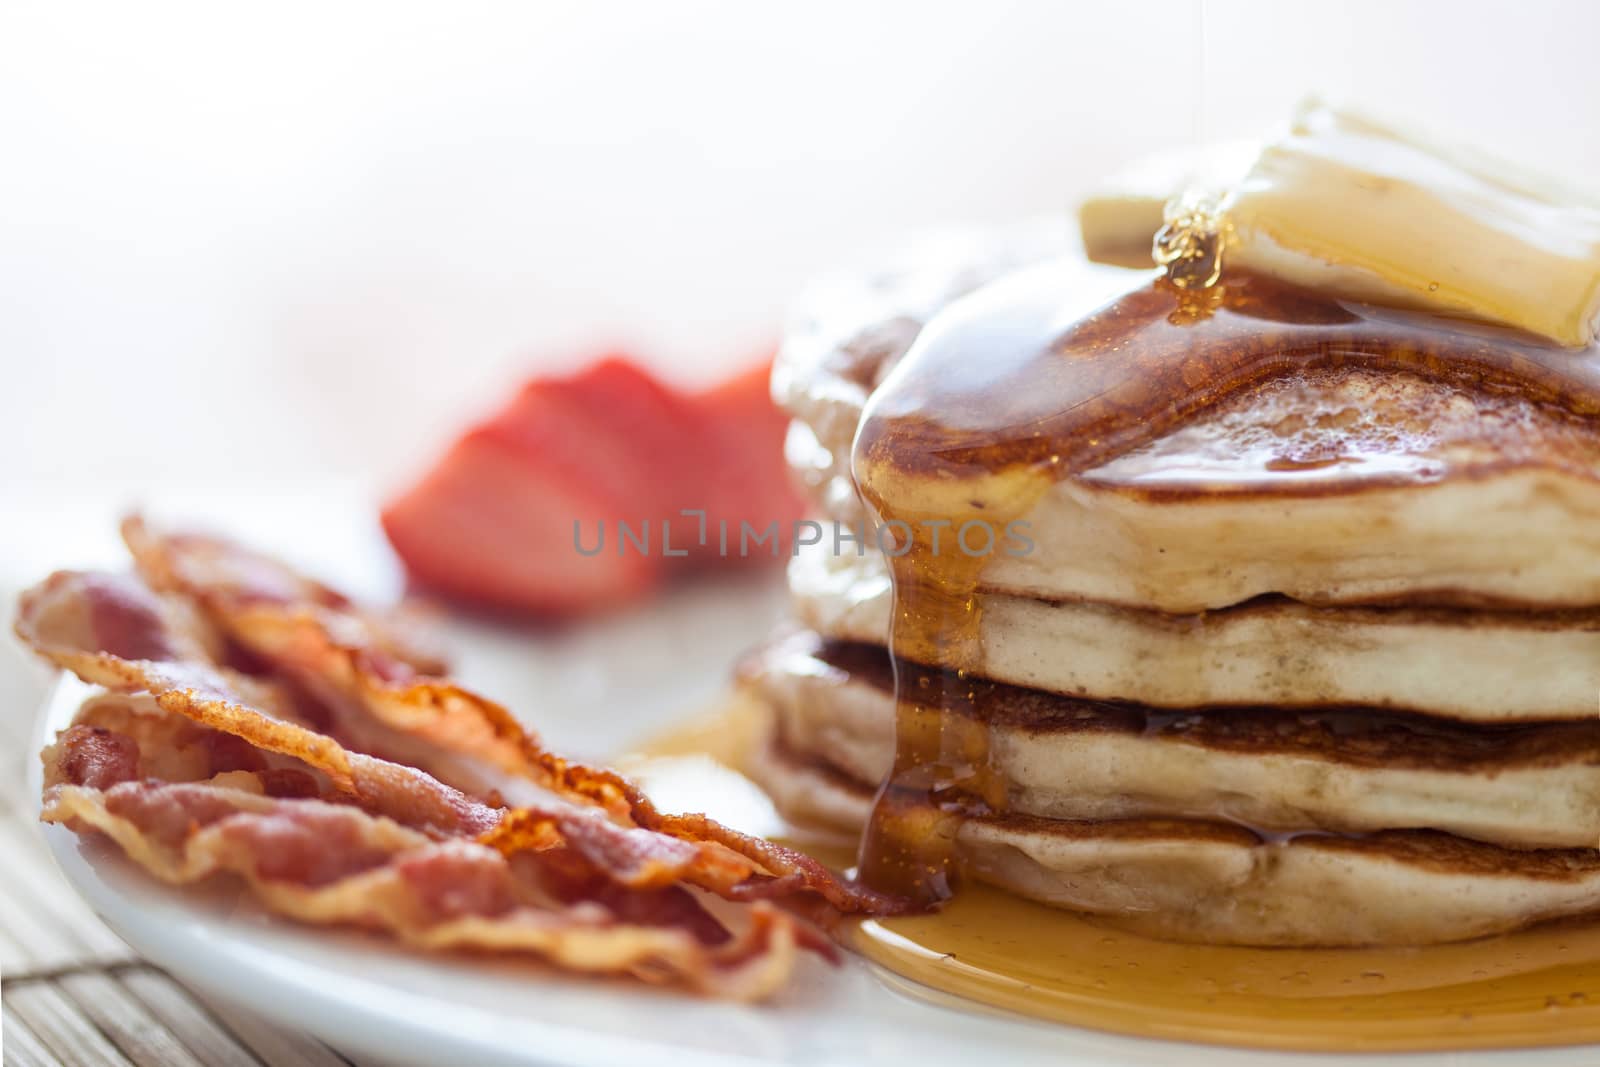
[122,516,448,677]
[117,518,906,916]
[50,724,140,790]
[42,760,796,996]
[19,572,497,838]
[16,521,910,999]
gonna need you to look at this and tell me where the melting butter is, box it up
[1226,100,1600,347]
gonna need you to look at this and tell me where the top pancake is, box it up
[777,234,1600,611]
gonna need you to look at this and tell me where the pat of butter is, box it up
[1225,102,1600,347]
[1078,141,1256,269]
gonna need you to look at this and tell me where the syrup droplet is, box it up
[1154,189,1228,289]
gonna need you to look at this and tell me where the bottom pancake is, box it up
[748,731,1600,947]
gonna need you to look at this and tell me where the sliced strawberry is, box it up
[532,357,704,527]
[478,370,658,518]
[382,353,806,616]
[687,357,808,563]
[381,428,656,615]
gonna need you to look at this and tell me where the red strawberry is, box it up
[685,359,807,564]
[380,427,657,615]
[381,353,804,616]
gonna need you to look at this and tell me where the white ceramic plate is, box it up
[25,523,1598,1067]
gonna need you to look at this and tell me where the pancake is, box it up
[963,817,1600,948]
[748,732,1600,947]
[790,543,1600,721]
[775,221,1079,526]
[742,631,1600,849]
[778,251,1600,611]
[759,118,1600,952]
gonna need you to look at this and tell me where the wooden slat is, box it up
[0,765,32,815]
[56,971,211,1067]
[4,981,132,1067]
[3,1002,65,1067]
[0,864,104,975]
[0,660,50,817]
[200,998,352,1067]
[0,754,36,827]
[0,646,49,752]
[117,967,265,1067]
[0,817,134,968]
[0,906,36,976]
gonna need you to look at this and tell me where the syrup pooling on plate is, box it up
[849,261,1600,902]
[852,882,1600,1052]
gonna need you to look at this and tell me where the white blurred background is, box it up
[2,0,1598,498]
[2,7,1597,1049]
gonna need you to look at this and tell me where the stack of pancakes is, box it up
[741,230,1600,947]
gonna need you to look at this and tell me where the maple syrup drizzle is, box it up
[850,262,1600,903]
[629,696,1600,1051]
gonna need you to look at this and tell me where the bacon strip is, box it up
[41,722,797,998]
[18,571,748,883]
[17,524,910,998]
[118,517,905,916]
[19,571,497,838]
[122,516,448,677]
